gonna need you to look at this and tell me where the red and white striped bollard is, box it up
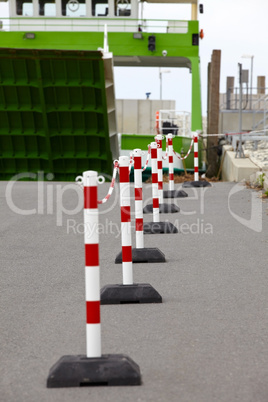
[167,133,174,192]
[47,170,142,388]
[155,134,164,204]
[83,170,101,358]
[133,149,144,249]
[194,132,199,182]
[119,155,133,285]
[163,133,188,199]
[151,142,160,223]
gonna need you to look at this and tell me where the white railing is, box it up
[159,110,191,137]
[252,94,268,130]
[0,17,188,33]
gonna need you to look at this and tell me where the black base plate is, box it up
[47,354,141,387]
[115,247,166,263]
[182,180,211,188]
[143,203,180,214]
[101,283,162,304]
[163,189,188,198]
[143,221,178,234]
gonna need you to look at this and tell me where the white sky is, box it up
[0,0,267,115]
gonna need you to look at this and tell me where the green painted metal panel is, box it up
[0,48,113,180]
[0,21,199,56]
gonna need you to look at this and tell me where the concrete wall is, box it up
[219,110,265,133]
[116,99,175,134]
[221,145,259,182]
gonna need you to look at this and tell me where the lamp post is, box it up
[242,54,254,109]
[159,68,170,100]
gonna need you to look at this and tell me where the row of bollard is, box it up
[47,132,211,388]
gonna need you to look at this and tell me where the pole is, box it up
[167,133,174,192]
[150,142,160,223]
[159,68,162,100]
[133,149,144,249]
[155,134,163,204]
[119,155,133,285]
[194,132,199,182]
[83,170,101,358]
[239,63,243,158]
[250,56,253,110]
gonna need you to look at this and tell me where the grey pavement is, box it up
[0,180,268,402]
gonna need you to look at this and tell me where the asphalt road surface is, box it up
[1,180,268,402]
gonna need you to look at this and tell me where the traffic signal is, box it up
[148,35,156,52]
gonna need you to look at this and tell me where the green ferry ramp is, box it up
[0,47,118,180]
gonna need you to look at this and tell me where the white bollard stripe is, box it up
[135,199,143,218]
[84,208,98,244]
[134,170,142,188]
[122,261,133,285]
[86,324,101,358]
[121,221,132,246]
[85,266,100,301]
[120,182,131,206]
[136,231,144,249]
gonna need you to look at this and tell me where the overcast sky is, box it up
[1,0,267,115]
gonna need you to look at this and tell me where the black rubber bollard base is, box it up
[163,189,188,198]
[115,247,166,263]
[143,203,180,214]
[47,354,141,388]
[182,180,211,188]
[143,221,178,234]
[101,283,162,304]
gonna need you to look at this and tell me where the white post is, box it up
[133,149,144,249]
[119,156,133,285]
[83,170,101,358]
[167,133,174,191]
[150,142,160,223]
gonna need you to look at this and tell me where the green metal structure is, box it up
[0,0,203,180]
[0,47,115,180]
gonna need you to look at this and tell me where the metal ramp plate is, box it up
[0,48,118,180]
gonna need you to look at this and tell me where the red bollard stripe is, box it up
[151,148,157,159]
[84,186,97,209]
[169,156,173,163]
[85,244,99,266]
[170,173,174,180]
[86,300,100,324]
[136,218,143,231]
[152,173,158,183]
[121,206,131,222]
[157,161,162,169]
[153,198,159,208]
[135,188,143,200]
[158,182,163,190]
[119,166,129,183]
[134,158,142,170]
[194,166,199,172]
[194,152,198,158]
[122,245,132,262]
